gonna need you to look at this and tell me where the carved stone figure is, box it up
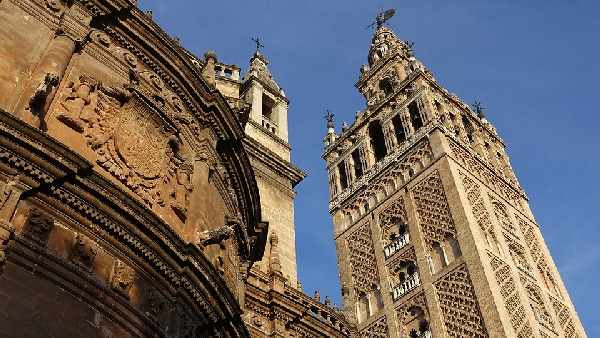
[57,75,99,132]
[110,260,135,298]
[170,161,193,222]
[198,216,240,248]
[22,207,54,247]
[70,233,97,270]
[29,73,59,115]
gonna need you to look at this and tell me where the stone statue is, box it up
[57,75,99,132]
[171,161,193,222]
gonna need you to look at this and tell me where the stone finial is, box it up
[341,121,349,132]
[201,51,218,87]
[314,290,321,302]
[269,232,282,274]
[324,296,332,306]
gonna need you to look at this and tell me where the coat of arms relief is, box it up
[55,73,194,222]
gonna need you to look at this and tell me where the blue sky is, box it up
[140,1,599,334]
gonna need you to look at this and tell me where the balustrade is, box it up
[392,273,420,301]
[384,233,410,258]
[261,116,278,134]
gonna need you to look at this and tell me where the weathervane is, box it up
[251,36,264,53]
[325,109,335,129]
[366,9,396,29]
[472,100,486,118]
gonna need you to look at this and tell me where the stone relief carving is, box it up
[70,233,97,270]
[22,207,55,247]
[29,73,59,117]
[110,259,136,298]
[55,73,195,216]
[57,75,100,132]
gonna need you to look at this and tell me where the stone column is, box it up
[401,108,415,136]
[346,157,355,183]
[275,99,288,141]
[384,119,397,150]
[15,4,91,129]
[248,83,263,125]
[358,146,368,174]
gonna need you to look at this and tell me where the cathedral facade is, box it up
[0,0,587,337]
[323,22,587,338]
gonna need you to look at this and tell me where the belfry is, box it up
[323,14,587,338]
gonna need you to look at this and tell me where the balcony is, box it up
[414,331,432,338]
[392,273,420,301]
[384,233,410,259]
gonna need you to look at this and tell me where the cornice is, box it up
[0,109,249,335]
[243,137,305,188]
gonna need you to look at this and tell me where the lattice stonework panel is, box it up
[360,315,388,338]
[461,173,496,237]
[448,139,523,210]
[434,264,488,337]
[347,223,379,293]
[488,253,534,338]
[550,296,579,338]
[412,170,456,247]
[379,197,408,242]
[516,216,550,277]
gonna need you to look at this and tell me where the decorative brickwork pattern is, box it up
[360,315,388,338]
[516,216,563,298]
[449,140,523,210]
[488,253,534,338]
[519,273,556,332]
[461,173,496,238]
[379,197,408,245]
[347,223,379,293]
[490,198,517,234]
[395,292,428,324]
[503,233,534,275]
[550,296,579,338]
[434,264,488,337]
[412,170,456,249]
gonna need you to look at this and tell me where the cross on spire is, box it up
[252,37,264,53]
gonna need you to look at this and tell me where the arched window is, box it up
[338,162,348,190]
[391,114,406,143]
[369,120,388,161]
[445,234,462,261]
[379,78,394,96]
[431,241,447,273]
[357,292,370,323]
[408,101,424,131]
[351,149,363,178]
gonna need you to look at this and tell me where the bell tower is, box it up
[239,50,304,284]
[323,15,586,338]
